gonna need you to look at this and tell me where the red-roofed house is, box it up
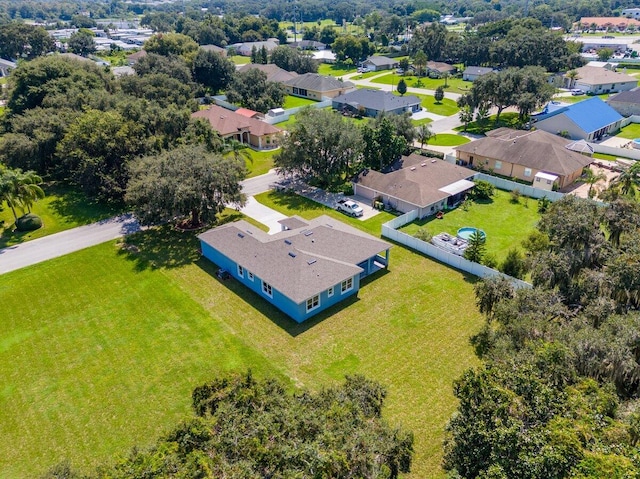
[235,108,263,119]
[192,105,282,149]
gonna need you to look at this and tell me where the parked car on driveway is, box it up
[571,89,585,96]
[336,199,364,217]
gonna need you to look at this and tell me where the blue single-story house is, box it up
[532,96,624,141]
[198,215,391,322]
[332,89,421,118]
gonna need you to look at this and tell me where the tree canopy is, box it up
[274,108,363,188]
[445,195,640,479]
[225,68,285,113]
[126,144,246,227]
[42,373,413,479]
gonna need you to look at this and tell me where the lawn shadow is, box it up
[118,225,201,271]
[117,214,248,271]
[48,184,121,225]
[0,222,37,249]
[266,191,332,212]
[195,258,389,337]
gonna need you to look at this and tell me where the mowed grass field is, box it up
[400,189,541,263]
[0,195,484,478]
[0,184,121,249]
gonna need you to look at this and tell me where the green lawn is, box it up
[0,184,122,249]
[428,133,470,147]
[229,55,250,65]
[411,93,459,116]
[454,112,521,135]
[283,95,318,109]
[553,93,610,104]
[615,122,640,139]
[244,149,278,177]
[399,189,541,263]
[412,117,433,126]
[373,73,472,95]
[0,193,484,479]
[318,63,357,77]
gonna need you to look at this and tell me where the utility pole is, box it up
[293,3,298,43]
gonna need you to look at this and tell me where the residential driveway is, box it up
[285,179,379,221]
[0,214,142,275]
[239,196,287,234]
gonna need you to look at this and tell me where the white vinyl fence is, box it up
[473,173,565,201]
[382,210,532,288]
[263,100,333,125]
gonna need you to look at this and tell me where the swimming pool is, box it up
[457,227,486,241]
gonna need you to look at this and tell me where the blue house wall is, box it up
[200,241,360,323]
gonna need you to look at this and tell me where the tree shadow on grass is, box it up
[265,191,332,212]
[117,213,248,272]
[195,258,391,337]
[118,225,202,271]
[48,184,122,225]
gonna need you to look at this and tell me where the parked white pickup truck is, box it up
[336,199,364,217]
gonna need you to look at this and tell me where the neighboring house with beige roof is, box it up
[198,215,391,322]
[229,40,279,56]
[426,61,457,77]
[200,44,226,56]
[578,17,640,30]
[237,63,298,83]
[283,73,355,100]
[126,49,147,65]
[566,66,637,93]
[192,104,282,150]
[454,128,594,188]
[353,154,476,218]
[607,87,640,116]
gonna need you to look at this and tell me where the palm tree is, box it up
[566,70,580,89]
[16,170,45,213]
[579,167,607,199]
[417,124,434,150]
[0,168,45,221]
[413,50,427,77]
[223,139,253,165]
[0,167,21,221]
[609,162,640,198]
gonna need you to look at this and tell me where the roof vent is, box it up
[431,159,437,163]
[410,166,416,171]
[304,231,313,236]
[246,230,253,234]
[421,162,426,167]
[307,259,317,265]
[237,232,245,238]
[284,239,292,245]
[288,252,296,258]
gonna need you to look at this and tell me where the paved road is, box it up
[241,169,281,196]
[0,214,141,275]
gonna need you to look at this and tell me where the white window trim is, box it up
[328,286,334,297]
[248,271,254,281]
[524,168,532,177]
[306,294,320,313]
[494,160,502,169]
[341,277,353,294]
[262,281,273,298]
[237,264,244,277]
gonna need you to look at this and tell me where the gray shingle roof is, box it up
[333,89,421,113]
[364,56,397,67]
[455,128,593,176]
[284,73,354,92]
[198,215,390,303]
[355,154,476,207]
[237,63,298,83]
[608,87,640,105]
[463,66,493,76]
